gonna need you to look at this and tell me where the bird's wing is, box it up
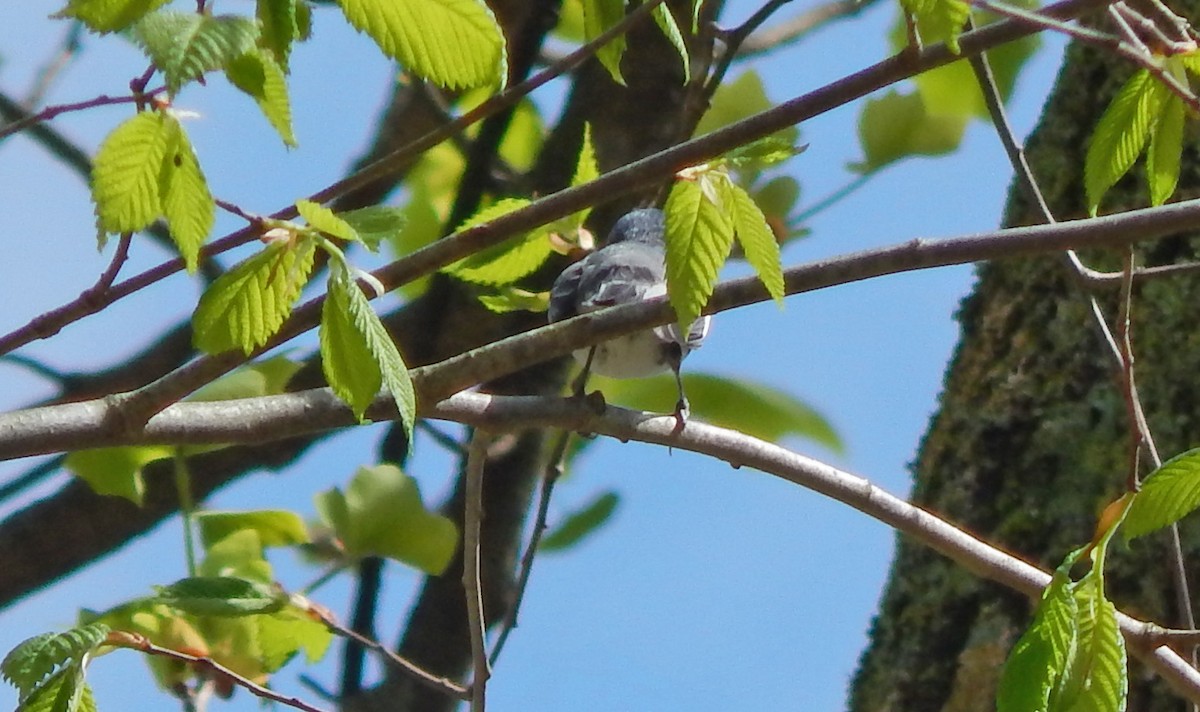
[576,243,666,310]
[548,260,585,323]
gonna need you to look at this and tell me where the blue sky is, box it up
[0,2,1067,709]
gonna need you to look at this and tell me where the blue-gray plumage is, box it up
[548,208,710,422]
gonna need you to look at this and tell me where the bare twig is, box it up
[0,89,165,142]
[737,0,874,57]
[463,430,492,711]
[106,630,327,712]
[24,22,84,110]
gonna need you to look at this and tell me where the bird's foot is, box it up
[671,397,690,434]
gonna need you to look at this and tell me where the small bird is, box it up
[548,207,710,424]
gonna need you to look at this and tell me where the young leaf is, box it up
[902,0,971,52]
[694,71,798,147]
[996,563,1079,712]
[64,445,174,505]
[196,510,310,549]
[727,182,784,306]
[256,607,333,670]
[541,491,620,552]
[131,12,259,94]
[152,576,286,616]
[314,464,458,574]
[17,664,93,712]
[338,205,408,251]
[226,48,297,147]
[2,623,109,700]
[652,3,689,83]
[477,286,550,314]
[159,115,215,273]
[852,89,967,173]
[443,198,556,285]
[92,111,172,237]
[320,266,416,434]
[54,0,170,33]
[187,355,303,402]
[297,199,358,242]
[664,174,736,331]
[1084,69,1166,214]
[256,0,305,68]
[192,238,316,355]
[200,529,274,582]
[336,0,506,89]
[595,372,842,451]
[583,0,628,85]
[1062,574,1127,712]
[1146,93,1184,207]
[1123,448,1200,539]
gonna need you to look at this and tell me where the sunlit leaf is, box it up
[132,11,259,94]
[1147,92,1184,207]
[336,0,506,89]
[256,607,332,670]
[64,445,174,505]
[226,48,297,147]
[188,355,303,402]
[853,89,967,173]
[297,199,358,242]
[727,183,784,306]
[664,175,736,331]
[159,115,214,273]
[583,0,627,85]
[92,111,172,238]
[55,0,170,33]
[314,464,457,573]
[199,529,274,583]
[1124,448,1200,539]
[152,577,286,617]
[541,491,620,552]
[1061,574,1126,712]
[196,510,310,549]
[443,198,556,285]
[652,3,689,83]
[338,205,408,251]
[1084,69,1165,215]
[2,624,109,700]
[477,286,549,313]
[694,71,798,146]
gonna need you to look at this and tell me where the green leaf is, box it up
[226,48,297,147]
[852,89,968,173]
[152,576,286,617]
[192,238,317,355]
[18,664,93,712]
[652,3,689,83]
[1147,93,1184,207]
[2,624,109,700]
[64,445,174,505]
[477,286,549,314]
[664,174,736,331]
[314,464,458,573]
[583,0,627,85]
[336,0,506,89]
[256,0,305,68]
[996,556,1080,712]
[337,205,408,251]
[1124,448,1200,539]
[297,199,358,241]
[188,355,303,402]
[159,115,214,273]
[132,12,259,94]
[1084,69,1165,215]
[727,182,784,306]
[1062,574,1127,712]
[723,136,803,171]
[91,111,172,237]
[541,491,620,552]
[901,0,971,52]
[199,529,274,583]
[443,198,555,285]
[196,510,310,549]
[256,607,333,670]
[54,0,170,33]
[695,71,798,145]
[320,265,417,434]
[596,372,842,451]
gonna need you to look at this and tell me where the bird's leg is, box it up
[667,344,689,432]
[571,345,607,415]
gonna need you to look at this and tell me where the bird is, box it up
[548,207,710,425]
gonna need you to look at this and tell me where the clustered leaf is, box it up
[335,0,507,89]
[1084,68,1168,214]
[131,11,259,95]
[442,198,557,285]
[54,0,171,33]
[900,0,971,52]
[91,110,215,271]
[225,48,297,147]
[2,624,109,702]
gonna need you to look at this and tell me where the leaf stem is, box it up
[172,449,198,577]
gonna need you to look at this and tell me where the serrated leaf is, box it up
[583,0,627,85]
[18,665,92,712]
[902,0,971,52]
[297,199,358,241]
[724,136,803,170]
[1062,574,1127,712]
[159,115,214,273]
[192,238,317,355]
[226,48,297,147]
[320,266,416,434]
[597,372,842,451]
[1124,448,1200,539]
[314,464,457,573]
[336,0,506,89]
[256,0,303,68]
[1085,69,1166,215]
[572,123,600,189]
[256,607,332,670]
[443,198,555,285]
[2,624,109,700]
[153,576,286,617]
[196,510,310,549]
[853,89,967,173]
[727,183,784,306]
[1147,93,1184,207]
[91,111,172,237]
[338,205,407,251]
[541,491,619,552]
[664,175,736,331]
[132,12,259,94]
[64,445,174,505]
[997,556,1080,712]
[652,3,689,83]
[54,0,170,33]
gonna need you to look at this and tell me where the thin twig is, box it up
[707,0,796,97]
[463,430,492,711]
[488,429,573,666]
[737,0,874,56]
[24,22,83,110]
[0,90,164,142]
[106,630,328,712]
